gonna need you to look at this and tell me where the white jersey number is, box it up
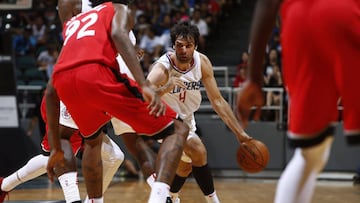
[63,13,98,46]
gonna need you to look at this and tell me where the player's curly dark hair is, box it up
[89,0,129,7]
[170,21,200,47]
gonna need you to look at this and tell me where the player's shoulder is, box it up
[197,51,208,60]
[198,52,212,68]
[197,52,213,77]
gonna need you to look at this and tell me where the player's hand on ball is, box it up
[237,139,270,173]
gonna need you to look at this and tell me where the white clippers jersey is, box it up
[155,51,202,123]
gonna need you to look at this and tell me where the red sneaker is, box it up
[0,177,8,203]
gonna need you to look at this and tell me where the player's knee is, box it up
[301,136,333,171]
[185,139,207,163]
[176,161,192,177]
[108,147,124,167]
[101,139,124,167]
[37,154,50,170]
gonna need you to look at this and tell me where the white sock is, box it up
[2,154,48,192]
[274,136,333,203]
[146,173,156,188]
[87,197,104,203]
[58,172,81,203]
[205,191,220,203]
[147,182,170,203]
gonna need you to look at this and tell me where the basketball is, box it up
[236,139,270,173]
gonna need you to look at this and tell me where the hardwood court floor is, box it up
[4,176,360,203]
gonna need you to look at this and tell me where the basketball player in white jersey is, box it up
[145,22,251,203]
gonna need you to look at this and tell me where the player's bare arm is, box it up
[45,80,65,182]
[200,54,250,142]
[147,63,186,96]
[248,0,281,85]
[237,0,281,127]
[111,4,145,86]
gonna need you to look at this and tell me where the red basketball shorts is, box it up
[40,97,83,155]
[41,131,83,155]
[52,64,177,137]
[280,0,360,138]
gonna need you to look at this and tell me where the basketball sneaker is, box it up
[0,177,9,203]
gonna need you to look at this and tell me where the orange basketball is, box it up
[236,139,270,173]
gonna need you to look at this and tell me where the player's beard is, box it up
[176,52,192,64]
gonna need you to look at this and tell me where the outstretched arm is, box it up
[237,0,282,127]
[147,62,186,96]
[200,54,250,143]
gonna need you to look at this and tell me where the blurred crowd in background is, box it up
[1,0,236,80]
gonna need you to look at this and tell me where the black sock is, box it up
[72,201,82,203]
[192,164,215,196]
[170,174,187,193]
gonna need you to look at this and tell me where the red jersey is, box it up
[51,2,177,137]
[54,2,119,75]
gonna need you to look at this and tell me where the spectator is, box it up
[264,63,283,122]
[233,51,249,88]
[37,43,59,80]
[172,7,190,24]
[133,14,150,40]
[190,9,208,52]
[148,4,163,29]
[156,13,173,52]
[199,1,218,36]
[139,26,164,60]
[12,26,36,56]
[30,14,48,49]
